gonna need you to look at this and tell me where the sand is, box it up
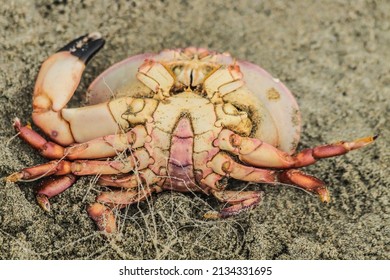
[0,0,389,260]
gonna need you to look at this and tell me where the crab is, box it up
[7,32,376,233]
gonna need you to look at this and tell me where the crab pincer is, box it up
[33,32,105,146]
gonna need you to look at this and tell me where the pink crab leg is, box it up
[96,186,157,208]
[204,190,263,219]
[64,125,147,159]
[35,175,77,212]
[13,118,65,159]
[87,203,117,234]
[13,118,148,160]
[7,160,72,182]
[98,168,162,189]
[278,169,329,202]
[32,33,105,146]
[207,153,276,182]
[98,174,140,189]
[7,149,152,181]
[208,153,329,202]
[88,186,158,233]
[215,129,377,168]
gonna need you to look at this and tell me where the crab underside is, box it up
[7,33,376,233]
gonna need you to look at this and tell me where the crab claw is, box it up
[57,32,105,63]
[32,32,105,146]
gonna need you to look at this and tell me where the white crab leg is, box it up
[204,64,244,98]
[136,59,175,98]
[12,117,148,160]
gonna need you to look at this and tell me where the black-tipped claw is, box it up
[57,32,105,64]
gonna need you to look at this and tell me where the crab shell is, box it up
[86,48,301,155]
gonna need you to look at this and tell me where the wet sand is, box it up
[0,0,389,259]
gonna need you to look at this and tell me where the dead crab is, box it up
[8,33,376,233]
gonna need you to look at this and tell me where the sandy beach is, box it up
[0,0,388,259]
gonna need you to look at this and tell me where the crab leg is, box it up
[88,186,158,233]
[35,175,77,211]
[96,186,157,208]
[215,129,377,168]
[13,118,148,160]
[7,148,152,181]
[205,190,263,219]
[98,168,162,188]
[64,125,147,159]
[204,64,244,98]
[86,203,117,234]
[207,153,329,202]
[137,59,175,98]
[32,33,105,146]
[12,118,64,159]
[7,160,72,182]
[98,174,140,189]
